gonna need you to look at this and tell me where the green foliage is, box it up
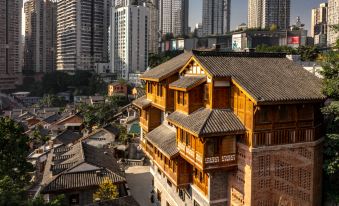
[297,46,320,61]
[32,125,50,145]
[255,44,297,54]
[255,45,320,61]
[269,24,278,31]
[93,178,119,201]
[0,117,33,185]
[321,25,339,204]
[148,51,183,68]
[0,176,26,205]
[115,124,130,143]
[17,71,107,97]
[28,195,65,206]
[39,94,67,108]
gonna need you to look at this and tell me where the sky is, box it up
[189,0,326,33]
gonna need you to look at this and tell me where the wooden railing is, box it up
[178,142,237,170]
[193,176,208,196]
[204,153,237,169]
[252,125,322,147]
[139,117,149,131]
[142,143,154,159]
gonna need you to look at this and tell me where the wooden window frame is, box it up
[204,84,209,101]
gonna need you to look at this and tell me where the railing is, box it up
[252,125,322,147]
[178,142,237,170]
[204,153,237,169]
[139,117,148,130]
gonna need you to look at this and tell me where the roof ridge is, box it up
[198,108,213,136]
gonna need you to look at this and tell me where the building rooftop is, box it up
[167,108,246,137]
[41,142,125,193]
[192,50,325,104]
[132,96,151,109]
[86,196,140,206]
[53,129,83,146]
[169,76,206,91]
[140,51,192,82]
[145,124,178,158]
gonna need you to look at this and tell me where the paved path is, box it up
[125,165,153,206]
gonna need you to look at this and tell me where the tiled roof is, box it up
[167,108,246,137]
[54,129,83,145]
[169,76,206,91]
[134,87,146,98]
[86,196,140,206]
[43,113,62,124]
[132,96,151,109]
[41,142,125,193]
[140,51,192,81]
[192,51,325,104]
[145,124,179,158]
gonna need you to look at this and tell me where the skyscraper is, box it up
[24,0,57,73]
[327,0,339,47]
[0,0,22,90]
[311,3,328,46]
[248,0,290,30]
[56,0,111,71]
[202,0,231,36]
[111,1,148,80]
[159,0,189,37]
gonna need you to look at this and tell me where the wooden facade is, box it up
[135,54,324,206]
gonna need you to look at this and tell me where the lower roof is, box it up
[132,96,151,109]
[145,124,179,158]
[167,108,246,137]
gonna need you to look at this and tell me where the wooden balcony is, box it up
[178,141,237,171]
[252,124,323,147]
[141,142,154,160]
[139,107,161,133]
[153,149,192,187]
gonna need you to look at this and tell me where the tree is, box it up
[0,117,33,185]
[27,195,65,206]
[93,178,119,201]
[269,24,278,32]
[31,125,50,146]
[39,94,66,108]
[297,46,320,61]
[321,25,339,204]
[0,176,26,205]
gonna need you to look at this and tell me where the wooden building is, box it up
[133,51,325,206]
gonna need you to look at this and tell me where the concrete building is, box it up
[159,0,189,37]
[56,0,110,71]
[195,23,203,38]
[328,0,339,47]
[24,0,57,73]
[202,0,231,36]
[0,0,22,90]
[248,0,290,30]
[111,1,148,80]
[311,3,328,47]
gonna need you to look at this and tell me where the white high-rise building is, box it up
[311,3,328,46]
[159,0,189,37]
[111,1,148,80]
[248,0,290,30]
[328,0,339,47]
[56,0,111,71]
[202,0,231,36]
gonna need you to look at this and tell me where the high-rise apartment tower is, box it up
[328,0,339,47]
[111,1,148,80]
[56,0,110,71]
[202,0,231,36]
[311,3,328,47]
[24,0,57,73]
[159,0,189,37]
[0,0,22,90]
[248,0,290,30]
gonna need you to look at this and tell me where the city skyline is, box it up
[189,0,327,33]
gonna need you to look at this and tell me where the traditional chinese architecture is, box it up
[41,142,127,205]
[133,51,325,206]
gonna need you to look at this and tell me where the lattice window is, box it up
[274,160,293,182]
[256,200,271,206]
[297,168,311,190]
[259,155,270,177]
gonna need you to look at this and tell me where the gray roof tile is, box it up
[141,51,192,81]
[169,76,206,90]
[132,96,151,109]
[192,51,325,103]
[145,124,178,158]
[167,108,246,137]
